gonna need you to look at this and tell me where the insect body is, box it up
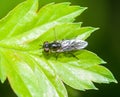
[43,39,88,53]
[43,41,61,52]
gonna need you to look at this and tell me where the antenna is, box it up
[54,27,57,41]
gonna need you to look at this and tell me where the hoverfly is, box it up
[42,39,88,53]
[42,28,88,59]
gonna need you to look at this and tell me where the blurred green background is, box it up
[0,0,119,97]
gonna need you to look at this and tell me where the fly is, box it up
[42,39,88,53]
[42,28,88,59]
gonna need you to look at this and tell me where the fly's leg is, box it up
[69,52,79,60]
[55,52,59,60]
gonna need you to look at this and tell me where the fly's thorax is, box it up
[49,42,61,51]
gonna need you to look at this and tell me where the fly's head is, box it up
[43,41,50,52]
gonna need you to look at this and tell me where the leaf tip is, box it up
[94,27,100,30]
[101,60,107,64]
[114,79,118,83]
[80,7,88,12]
[94,87,99,90]
[84,7,88,10]
[91,27,100,32]
[110,76,118,84]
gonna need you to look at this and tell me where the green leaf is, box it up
[30,55,68,97]
[76,27,99,40]
[1,48,67,97]
[0,0,117,97]
[36,2,87,25]
[48,50,117,91]
[0,51,7,83]
[0,0,38,39]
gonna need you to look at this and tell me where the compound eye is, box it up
[43,41,49,48]
[45,44,49,48]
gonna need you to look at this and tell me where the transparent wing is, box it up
[57,39,88,52]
